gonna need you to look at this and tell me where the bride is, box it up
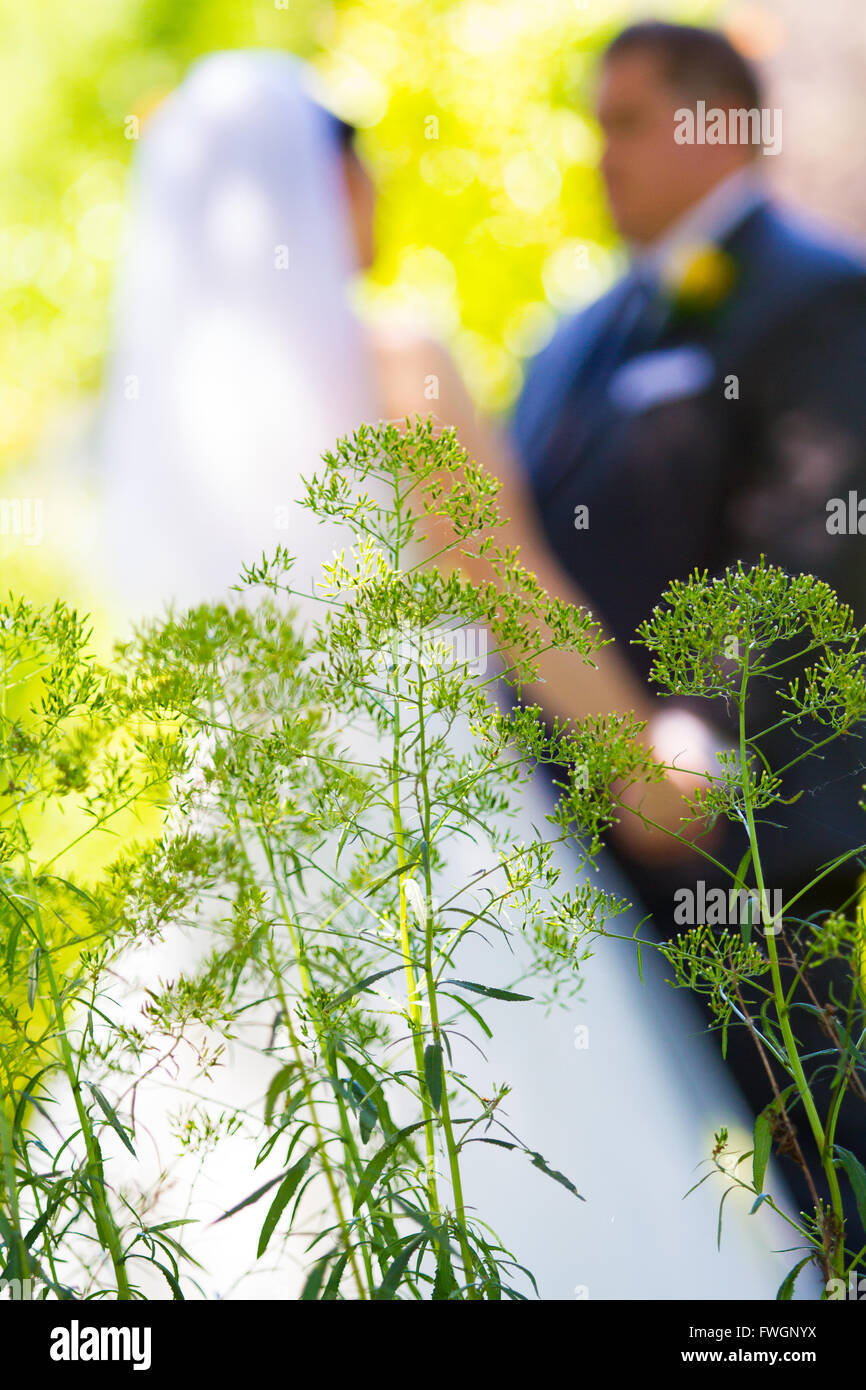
[97,49,808,1298]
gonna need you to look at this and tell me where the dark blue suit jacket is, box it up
[512,200,866,920]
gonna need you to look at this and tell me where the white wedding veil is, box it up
[98,49,379,621]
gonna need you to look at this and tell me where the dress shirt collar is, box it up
[630,166,768,286]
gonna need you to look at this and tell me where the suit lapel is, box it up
[533,275,669,506]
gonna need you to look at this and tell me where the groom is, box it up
[513,20,866,1216]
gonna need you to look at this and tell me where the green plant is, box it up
[11,428,862,1304]
[110,417,645,1299]
[573,560,866,1297]
[0,595,202,1299]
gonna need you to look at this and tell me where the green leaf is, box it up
[363,858,421,897]
[324,965,403,1012]
[0,1211,19,1256]
[4,918,21,981]
[836,1146,866,1236]
[0,1231,24,1284]
[300,1253,332,1301]
[153,1230,205,1271]
[752,1111,772,1193]
[732,846,753,893]
[528,1149,584,1200]
[285,850,307,895]
[683,1168,717,1199]
[26,948,41,1009]
[154,1261,185,1300]
[353,1121,430,1215]
[469,1137,584,1200]
[717,1184,737,1251]
[0,881,31,983]
[476,1246,504,1300]
[432,1225,456,1301]
[13,1064,55,1134]
[23,1200,63,1251]
[439,990,493,1039]
[444,979,533,1002]
[375,1233,427,1300]
[257,1154,312,1257]
[343,1078,378,1144]
[213,1171,286,1225]
[734,847,755,944]
[341,1055,395,1141]
[321,1252,349,1300]
[777,1255,813,1301]
[85,1083,136,1157]
[35,874,98,912]
[335,821,353,869]
[256,1093,307,1166]
[424,1042,443,1112]
[264,1064,296,1126]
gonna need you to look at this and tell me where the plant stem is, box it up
[259,833,377,1297]
[737,656,846,1274]
[414,667,478,1296]
[30,890,132,1298]
[264,935,369,1300]
[389,667,441,1217]
[223,791,369,1300]
[1,687,132,1297]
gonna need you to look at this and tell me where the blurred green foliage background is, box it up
[1,0,714,494]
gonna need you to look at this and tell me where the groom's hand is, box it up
[611,708,724,866]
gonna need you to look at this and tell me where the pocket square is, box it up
[608,345,715,413]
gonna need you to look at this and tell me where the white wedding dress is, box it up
[96,50,815,1300]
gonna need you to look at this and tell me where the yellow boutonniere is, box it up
[662,242,737,315]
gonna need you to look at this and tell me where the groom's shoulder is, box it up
[732,201,866,309]
[715,202,866,370]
